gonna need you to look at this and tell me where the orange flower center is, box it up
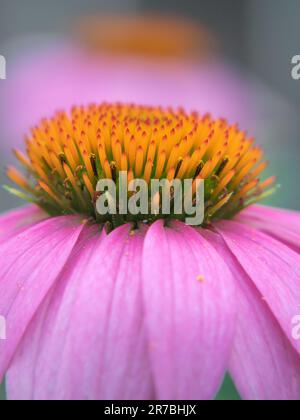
[7,103,275,227]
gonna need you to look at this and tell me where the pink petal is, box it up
[0,205,47,244]
[142,220,236,400]
[7,224,153,400]
[0,215,84,381]
[204,229,300,400]
[216,220,300,355]
[242,205,300,234]
[237,205,300,252]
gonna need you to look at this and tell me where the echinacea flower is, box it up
[1,14,253,155]
[1,103,300,401]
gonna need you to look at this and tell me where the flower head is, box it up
[1,103,300,401]
[8,104,274,227]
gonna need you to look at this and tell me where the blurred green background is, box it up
[0,382,5,401]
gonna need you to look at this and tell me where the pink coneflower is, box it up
[1,103,300,401]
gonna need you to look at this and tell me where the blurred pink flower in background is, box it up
[1,14,254,155]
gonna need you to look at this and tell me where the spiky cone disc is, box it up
[7,103,276,228]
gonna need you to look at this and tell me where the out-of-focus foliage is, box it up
[216,375,241,400]
[0,381,5,400]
